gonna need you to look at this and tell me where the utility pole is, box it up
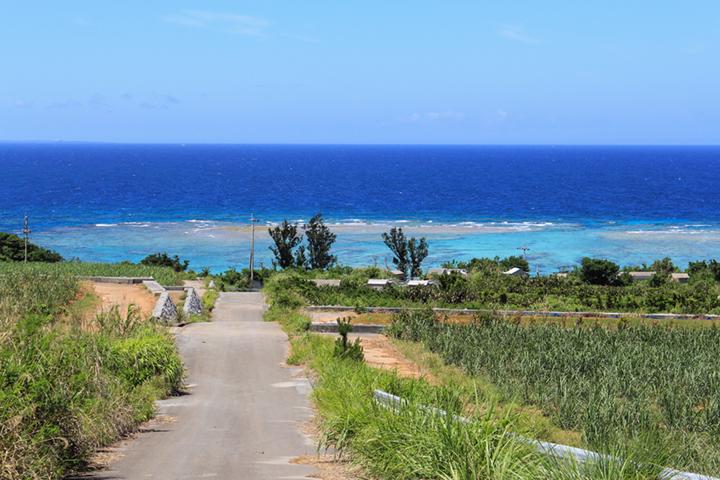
[517,245,530,259]
[249,214,257,283]
[23,214,31,262]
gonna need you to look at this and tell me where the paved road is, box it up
[85,292,317,479]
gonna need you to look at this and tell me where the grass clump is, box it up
[0,271,183,479]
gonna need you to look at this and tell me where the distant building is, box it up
[406,279,435,287]
[427,268,468,278]
[627,271,656,282]
[671,272,690,283]
[554,272,570,278]
[312,279,342,288]
[388,269,405,280]
[367,278,398,290]
[503,267,528,278]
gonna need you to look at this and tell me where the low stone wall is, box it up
[310,323,384,334]
[305,305,720,321]
[78,276,154,284]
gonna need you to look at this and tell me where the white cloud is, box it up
[499,24,539,45]
[402,111,465,123]
[164,10,270,37]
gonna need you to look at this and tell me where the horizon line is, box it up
[1,140,719,148]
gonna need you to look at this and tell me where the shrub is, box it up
[580,257,621,285]
[333,317,364,361]
[140,252,189,272]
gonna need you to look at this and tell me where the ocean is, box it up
[1,143,719,273]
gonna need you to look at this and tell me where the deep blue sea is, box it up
[1,143,719,272]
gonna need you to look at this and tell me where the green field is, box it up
[0,261,193,286]
[265,271,720,477]
[386,309,720,474]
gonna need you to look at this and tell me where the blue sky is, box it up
[1,1,718,144]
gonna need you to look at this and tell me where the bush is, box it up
[332,317,364,361]
[580,257,621,286]
[140,252,189,272]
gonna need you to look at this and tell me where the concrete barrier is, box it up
[183,287,203,316]
[152,292,177,323]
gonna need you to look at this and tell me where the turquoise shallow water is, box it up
[30,219,720,273]
[2,143,720,272]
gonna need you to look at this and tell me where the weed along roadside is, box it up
[263,271,720,479]
[0,266,185,480]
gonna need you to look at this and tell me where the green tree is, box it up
[0,232,63,262]
[408,237,429,278]
[382,227,409,277]
[499,255,530,273]
[140,252,189,272]
[303,214,337,270]
[688,260,720,282]
[268,220,304,269]
[382,227,429,278]
[579,257,620,286]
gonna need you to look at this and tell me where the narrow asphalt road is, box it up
[86,292,318,479]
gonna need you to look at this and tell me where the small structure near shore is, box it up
[503,267,528,278]
[312,279,342,288]
[367,278,398,290]
[671,273,690,283]
[627,271,656,282]
[406,279,435,287]
[427,268,468,278]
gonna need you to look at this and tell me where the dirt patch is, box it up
[352,334,431,380]
[86,281,158,318]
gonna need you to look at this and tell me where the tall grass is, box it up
[269,300,671,479]
[0,261,192,286]
[387,310,720,474]
[0,270,183,479]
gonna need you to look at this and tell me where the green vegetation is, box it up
[268,214,338,270]
[580,257,622,285]
[386,309,720,474]
[140,252,190,272]
[264,277,676,479]
[202,287,219,313]
[269,220,305,268]
[0,261,192,286]
[0,269,183,479]
[304,213,337,270]
[382,227,428,278]
[332,317,364,361]
[282,264,720,314]
[444,255,529,273]
[0,232,62,262]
